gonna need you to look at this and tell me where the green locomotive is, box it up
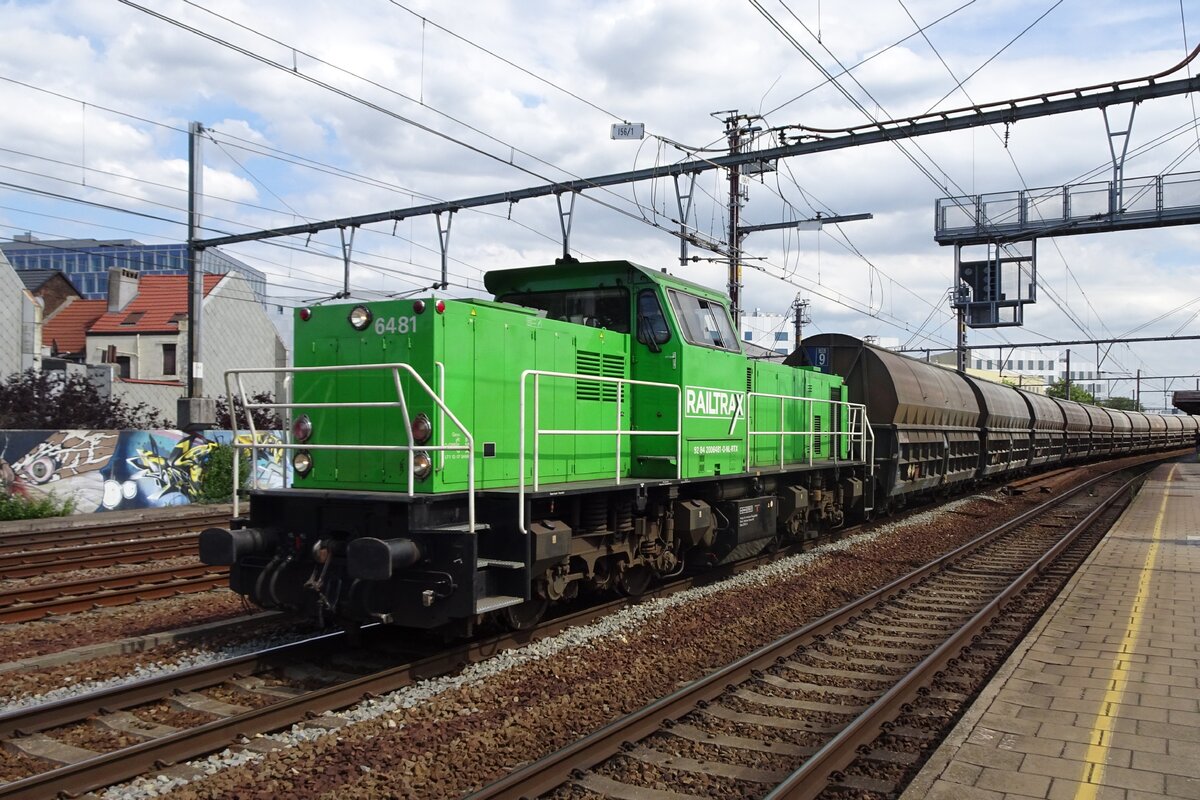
[202,261,874,632]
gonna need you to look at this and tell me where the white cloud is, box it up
[0,0,1198,390]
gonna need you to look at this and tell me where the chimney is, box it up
[107,268,140,312]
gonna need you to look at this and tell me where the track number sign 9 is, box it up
[374,316,418,335]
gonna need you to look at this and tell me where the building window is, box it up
[744,331,753,341]
[162,343,177,376]
[774,331,788,341]
[115,356,132,379]
[774,347,789,354]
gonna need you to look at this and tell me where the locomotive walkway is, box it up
[904,459,1200,800]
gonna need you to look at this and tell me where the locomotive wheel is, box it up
[502,597,548,630]
[617,563,652,597]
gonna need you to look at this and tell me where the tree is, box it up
[1045,379,1096,404]
[214,392,282,430]
[1099,396,1143,412]
[0,369,169,429]
[196,443,250,503]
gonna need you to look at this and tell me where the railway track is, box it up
[467,462,1147,800]
[0,508,228,554]
[0,535,200,579]
[0,564,229,623]
[0,508,228,580]
[0,458,1155,798]
[0,534,807,799]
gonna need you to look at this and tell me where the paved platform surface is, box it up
[903,459,1200,800]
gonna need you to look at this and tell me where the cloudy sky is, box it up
[2,0,1199,406]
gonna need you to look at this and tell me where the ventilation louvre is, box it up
[576,351,624,402]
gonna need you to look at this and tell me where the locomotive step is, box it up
[414,522,491,533]
[475,595,524,613]
[477,558,523,569]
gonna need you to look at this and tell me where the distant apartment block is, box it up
[0,235,267,304]
[741,309,795,356]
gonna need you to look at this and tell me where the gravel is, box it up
[0,460,1121,799]
[100,491,1009,800]
[0,623,322,713]
[0,590,250,665]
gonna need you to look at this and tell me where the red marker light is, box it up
[413,299,426,314]
[435,300,446,314]
[299,307,312,321]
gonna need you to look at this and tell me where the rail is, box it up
[466,461,1148,800]
[518,370,682,533]
[224,363,476,530]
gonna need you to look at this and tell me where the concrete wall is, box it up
[111,381,186,424]
[201,272,287,400]
[0,428,287,514]
[0,252,40,376]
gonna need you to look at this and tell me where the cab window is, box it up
[500,287,630,333]
[667,289,739,352]
[636,290,671,345]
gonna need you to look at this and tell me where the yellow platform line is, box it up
[1073,464,1176,799]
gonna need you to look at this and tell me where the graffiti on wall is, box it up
[0,429,287,513]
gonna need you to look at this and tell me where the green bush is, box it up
[198,443,250,504]
[0,491,77,521]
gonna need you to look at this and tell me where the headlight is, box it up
[411,413,432,444]
[292,414,313,443]
[348,305,372,330]
[412,450,432,479]
[293,451,313,476]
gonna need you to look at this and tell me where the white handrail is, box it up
[744,391,876,509]
[745,391,872,460]
[518,369,682,533]
[223,363,475,531]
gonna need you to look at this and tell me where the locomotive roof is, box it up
[483,260,729,304]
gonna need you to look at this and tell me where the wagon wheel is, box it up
[502,596,548,631]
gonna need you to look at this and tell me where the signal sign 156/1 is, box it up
[610,123,645,140]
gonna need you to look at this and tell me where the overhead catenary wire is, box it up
[754,0,1183,378]
[0,174,478,295]
[122,0,712,250]
[0,100,580,297]
[887,0,1137,376]
[7,2,1195,373]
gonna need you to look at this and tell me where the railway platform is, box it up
[903,459,1200,800]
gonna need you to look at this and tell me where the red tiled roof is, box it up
[43,298,108,355]
[88,274,223,334]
